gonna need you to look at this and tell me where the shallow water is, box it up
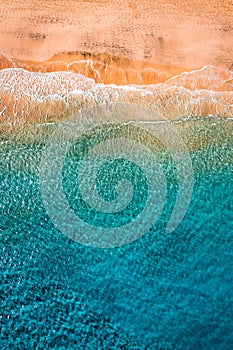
[0,118,233,349]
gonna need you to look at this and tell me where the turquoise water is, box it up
[0,118,233,349]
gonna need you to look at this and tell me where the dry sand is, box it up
[0,0,232,78]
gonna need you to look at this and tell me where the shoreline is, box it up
[0,64,232,125]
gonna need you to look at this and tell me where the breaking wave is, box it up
[0,57,232,125]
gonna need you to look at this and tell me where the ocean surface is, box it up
[0,117,233,349]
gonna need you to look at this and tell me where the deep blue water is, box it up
[0,118,233,349]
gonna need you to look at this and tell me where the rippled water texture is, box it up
[0,117,233,349]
